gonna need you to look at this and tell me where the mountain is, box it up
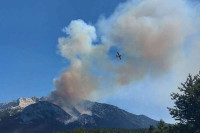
[0,97,40,118]
[0,97,158,133]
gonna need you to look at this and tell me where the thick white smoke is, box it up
[49,0,199,107]
[58,20,96,60]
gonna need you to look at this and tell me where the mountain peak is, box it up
[0,97,40,111]
[17,97,40,108]
[19,101,71,123]
[0,97,158,133]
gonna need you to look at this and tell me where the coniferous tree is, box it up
[148,125,155,133]
[156,120,168,133]
[168,72,200,132]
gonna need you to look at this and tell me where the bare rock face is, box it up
[18,97,39,108]
[0,97,40,110]
[0,97,40,117]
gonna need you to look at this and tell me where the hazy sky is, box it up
[0,0,200,123]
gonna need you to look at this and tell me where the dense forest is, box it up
[56,120,169,133]
[56,128,148,133]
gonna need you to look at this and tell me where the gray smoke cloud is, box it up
[49,0,199,106]
[49,20,100,104]
[98,0,195,85]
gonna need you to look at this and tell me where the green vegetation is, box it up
[56,128,148,133]
[55,120,170,133]
[168,71,200,133]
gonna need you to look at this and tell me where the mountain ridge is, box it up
[0,97,158,133]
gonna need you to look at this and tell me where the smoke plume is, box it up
[49,0,199,106]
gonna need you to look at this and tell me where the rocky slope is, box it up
[0,97,158,133]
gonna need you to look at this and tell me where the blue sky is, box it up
[0,0,126,101]
[0,0,200,124]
